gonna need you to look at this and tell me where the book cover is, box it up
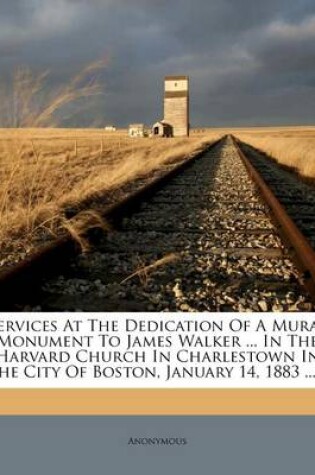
[0,1,314,474]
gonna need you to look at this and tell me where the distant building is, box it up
[152,120,173,138]
[104,125,116,132]
[164,76,189,137]
[129,123,145,138]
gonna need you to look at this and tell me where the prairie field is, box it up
[207,126,315,180]
[0,128,219,264]
[0,125,314,266]
[1,63,313,266]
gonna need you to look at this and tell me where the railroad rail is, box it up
[1,135,314,312]
[233,137,315,301]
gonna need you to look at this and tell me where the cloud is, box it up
[0,0,314,126]
[0,0,89,45]
[245,15,315,79]
[267,15,315,40]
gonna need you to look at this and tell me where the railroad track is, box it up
[1,135,315,312]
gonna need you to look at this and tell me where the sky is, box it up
[0,0,314,127]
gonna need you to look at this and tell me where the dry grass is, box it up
[230,126,315,179]
[2,124,314,263]
[2,61,313,265]
[120,253,179,286]
[0,62,218,264]
[0,128,219,262]
[3,61,105,128]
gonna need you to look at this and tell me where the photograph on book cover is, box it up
[0,0,314,472]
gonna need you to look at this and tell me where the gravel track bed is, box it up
[239,142,315,249]
[32,137,314,312]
